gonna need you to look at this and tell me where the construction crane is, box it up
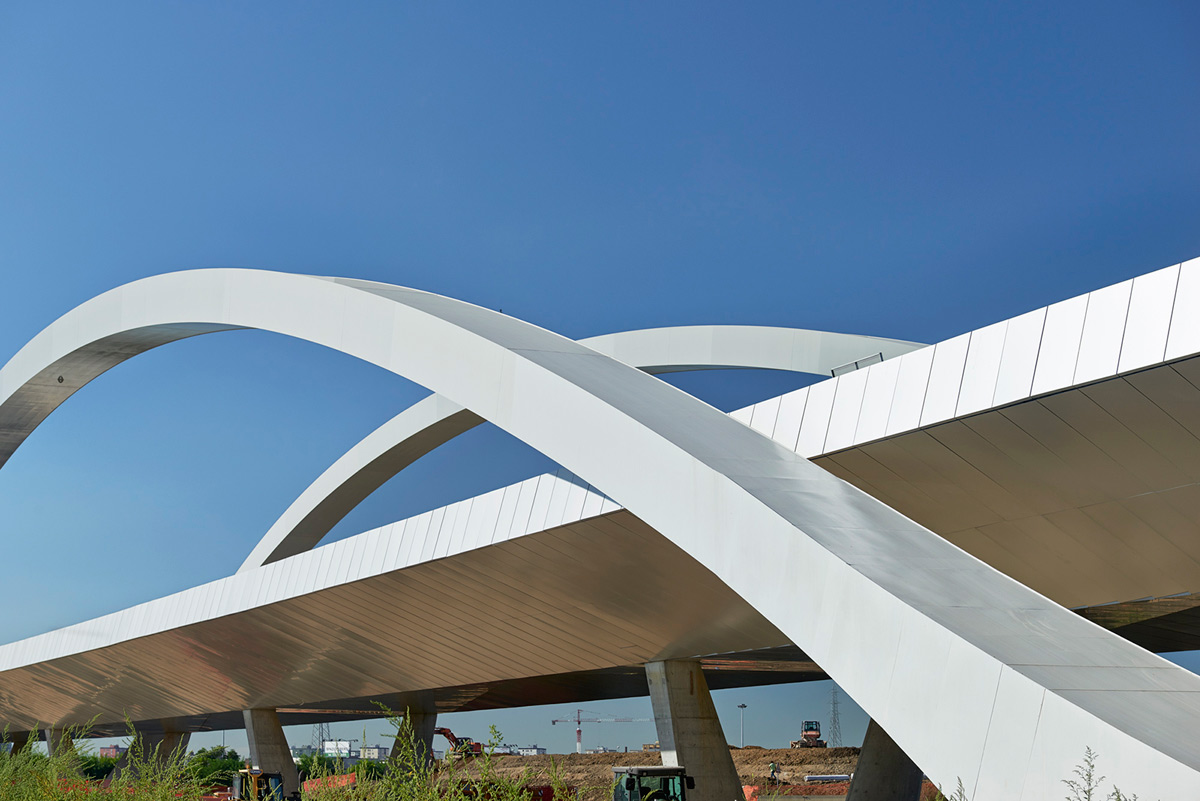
[551,708,651,754]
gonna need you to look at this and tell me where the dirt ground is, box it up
[483,747,862,801]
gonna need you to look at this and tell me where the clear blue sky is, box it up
[1,1,1199,757]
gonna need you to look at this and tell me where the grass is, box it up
[0,722,1163,801]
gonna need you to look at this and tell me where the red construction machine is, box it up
[435,727,484,759]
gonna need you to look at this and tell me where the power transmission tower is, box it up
[313,722,332,753]
[828,686,842,747]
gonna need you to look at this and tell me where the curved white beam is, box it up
[580,324,921,375]
[239,325,924,571]
[1,269,1198,798]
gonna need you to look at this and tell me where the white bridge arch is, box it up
[0,268,1198,799]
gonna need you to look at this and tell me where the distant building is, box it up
[291,744,318,758]
[518,745,547,756]
[585,746,617,754]
[99,745,128,759]
[642,742,660,752]
[359,745,390,761]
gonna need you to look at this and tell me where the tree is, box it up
[188,745,244,786]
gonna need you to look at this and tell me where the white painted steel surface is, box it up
[241,325,922,570]
[1,262,1200,797]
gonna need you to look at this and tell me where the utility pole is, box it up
[828,687,842,748]
[737,704,747,747]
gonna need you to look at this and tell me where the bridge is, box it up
[2,260,1200,799]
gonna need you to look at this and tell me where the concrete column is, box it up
[390,706,437,767]
[5,731,29,755]
[42,727,74,757]
[112,725,192,778]
[243,708,300,797]
[845,719,924,801]
[646,660,743,801]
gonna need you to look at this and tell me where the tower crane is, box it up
[551,708,651,753]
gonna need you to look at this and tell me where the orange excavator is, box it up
[435,727,484,759]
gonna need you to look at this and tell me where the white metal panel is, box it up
[381,522,404,570]
[524,474,554,535]
[445,498,474,556]
[333,538,357,585]
[580,485,604,520]
[344,533,369,583]
[1032,295,1088,396]
[796,378,837,457]
[825,368,869,452]
[957,322,1006,417]
[543,472,573,529]
[993,308,1046,407]
[885,346,935,436]
[1074,280,1132,384]
[973,667,1044,799]
[397,513,421,566]
[416,508,440,563]
[771,387,808,452]
[1119,264,1179,373]
[729,405,753,425]
[921,334,970,426]
[464,490,502,551]
[507,477,540,539]
[749,395,781,437]
[1166,257,1200,360]
[855,358,900,445]
[562,476,590,522]
[492,485,520,545]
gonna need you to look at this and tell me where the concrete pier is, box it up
[845,719,923,801]
[111,725,191,778]
[243,708,300,796]
[647,660,743,801]
[5,731,29,754]
[42,727,74,757]
[390,705,437,768]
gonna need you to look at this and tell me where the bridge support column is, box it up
[5,731,29,754]
[243,708,299,797]
[845,719,923,801]
[112,724,191,778]
[646,660,743,801]
[390,703,437,768]
[42,727,74,757]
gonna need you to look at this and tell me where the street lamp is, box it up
[737,704,747,747]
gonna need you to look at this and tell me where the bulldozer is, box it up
[789,720,827,748]
[612,766,695,801]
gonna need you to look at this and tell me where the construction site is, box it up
[465,746,945,801]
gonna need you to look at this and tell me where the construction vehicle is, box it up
[613,766,694,801]
[435,726,484,759]
[232,763,292,800]
[789,721,827,749]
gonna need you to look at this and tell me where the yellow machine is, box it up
[233,763,287,800]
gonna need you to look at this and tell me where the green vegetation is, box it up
[0,713,586,801]
[0,723,203,801]
[188,745,244,787]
